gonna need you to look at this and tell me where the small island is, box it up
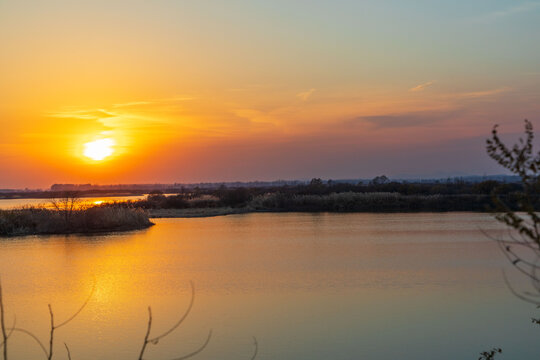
[0,206,153,236]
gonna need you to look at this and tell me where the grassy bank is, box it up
[0,207,153,236]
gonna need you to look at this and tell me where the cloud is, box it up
[297,88,316,101]
[112,96,194,108]
[473,2,540,23]
[46,109,115,120]
[112,101,153,108]
[409,81,434,92]
[455,87,511,99]
[348,109,463,129]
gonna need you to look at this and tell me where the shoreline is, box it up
[148,207,251,218]
[147,207,495,219]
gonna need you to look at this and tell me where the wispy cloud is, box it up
[297,88,316,101]
[455,87,511,99]
[409,81,434,92]
[473,2,540,23]
[112,101,153,108]
[46,109,115,120]
[349,109,463,129]
[112,96,194,108]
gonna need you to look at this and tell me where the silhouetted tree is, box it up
[486,119,540,311]
[49,192,80,228]
[479,119,540,358]
[370,175,389,185]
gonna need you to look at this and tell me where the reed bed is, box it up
[0,207,153,236]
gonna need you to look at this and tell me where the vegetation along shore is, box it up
[0,177,531,236]
[108,177,528,216]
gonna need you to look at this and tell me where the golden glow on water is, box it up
[0,196,146,210]
[0,213,536,359]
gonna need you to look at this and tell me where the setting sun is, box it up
[83,138,115,161]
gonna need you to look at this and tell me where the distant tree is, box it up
[307,178,325,194]
[218,188,252,207]
[472,180,500,195]
[370,175,389,185]
[309,178,324,186]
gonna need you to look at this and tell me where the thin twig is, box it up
[48,304,54,360]
[0,278,7,360]
[0,316,16,348]
[169,329,213,360]
[10,328,48,359]
[64,342,71,360]
[55,281,96,329]
[47,279,96,360]
[502,270,540,305]
[148,281,195,343]
[139,281,211,360]
[250,337,258,360]
[138,307,152,360]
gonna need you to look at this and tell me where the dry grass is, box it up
[0,207,153,236]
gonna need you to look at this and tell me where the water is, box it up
[0,195,148,209]
[0,213,537,359]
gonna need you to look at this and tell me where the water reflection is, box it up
[0,195,147,210]
[0,213,537,359]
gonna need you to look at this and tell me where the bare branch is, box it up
[137,307,152,360]
[10,328,48,359]
[250,337,258,360]
[48,304,54,360]
[46,279,95,360]
[148,281,195,343]
[502,270,540,305]
[169,329,213,360]
[55,281,96,329]
[0,278,7,360]
[138,281,211,360]
[0,316,16,348]
[64,343,71,360]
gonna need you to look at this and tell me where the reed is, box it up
[0,207,153,236]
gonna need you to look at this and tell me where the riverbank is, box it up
[148,207,250,218]
[0,207,153,236]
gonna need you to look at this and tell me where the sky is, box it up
[1,0,540,188]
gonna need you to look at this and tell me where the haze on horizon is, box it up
[1,0,539,188]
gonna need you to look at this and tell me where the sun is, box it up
[83,138,115,161]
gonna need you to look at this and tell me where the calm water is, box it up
[0,212,537,359]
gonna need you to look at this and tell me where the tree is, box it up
[486,119,540,318]
[370,175,389,185]
[49,191,81,228]
[307,178,325,194]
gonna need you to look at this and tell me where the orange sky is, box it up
[1,1,539,188]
